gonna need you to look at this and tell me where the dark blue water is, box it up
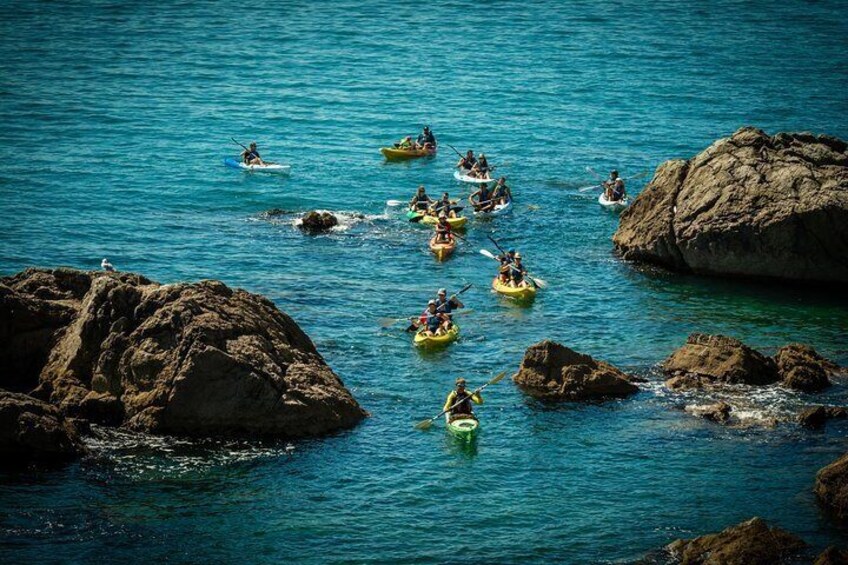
[2,1,847,562]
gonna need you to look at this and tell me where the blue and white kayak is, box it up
[598,193,628,210]
[473,199,512,216]
[454,170,496,185]
[224,158,291,174]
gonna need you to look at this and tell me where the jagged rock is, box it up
[613,127,848,283]
[816,453,848,521]
[665,517,806,565]
[799,406,848,430]
[775,344,840,392]
[512,340,638,401]
[0,391,86,465]
[2,268,367,439]
[815,546,848,565]
[299,211,338,233]
[663,333,778,390]
[685,401,732,424]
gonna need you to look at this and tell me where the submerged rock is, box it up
[512,340,638,401]
[2,268,367,439]
[775,344,840,392]
[613,127,848,283]
[816,453,848,521]
[665,517,806,565]
[663,333,778,390]
[685,401,732,424]
[798,406,847,430]
[0,391,86,464]
[299,211,339,233]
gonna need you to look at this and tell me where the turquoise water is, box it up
[2,1,848,562]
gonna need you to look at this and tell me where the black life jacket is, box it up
[452,391,472,414]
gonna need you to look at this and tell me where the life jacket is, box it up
[451,391,473,414]
[436,297,453,314]
[461,157,476,170]
[425,311,441,331]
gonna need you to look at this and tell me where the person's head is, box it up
[442,192,449,200]
[438,288,447,299]
[610,170,618,179]
[428,299,437,311]
[439,213,447,221]
[615,178,624,186]
[249,142,257,150]
[423,125,430,132]
[508,249,515,256]
[466,150,473,157]
[417,185,425,194]
[515,252,522,262]
[497,177,505,185]
[480,153,486,160]
[456,377,466,390]
[405,136,412,141]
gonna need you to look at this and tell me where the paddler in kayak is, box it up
[492,177,512,205]
[456,150,477,171]
[603,170,625,201]
[497,249,517,282]
[610,178,627,202]
[508,252,532,288]
[432,192,457,218]
[241,142,265,166]
[409,185,434,213]
[410,300,449,337]
[394,135,414,150]
[470,154,492,179]
[443,378,483,423]
[435,287,464,327]
[416,126,437,150]
[469,183,495,213]
[434,214,453,244]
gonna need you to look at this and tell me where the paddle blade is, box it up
[479,249,498,260]
[414,419,434,430]
[489,371,507,385]
[578,184,600,192]
[386,200,404,207]
[378,317,401,328]
[531,276,548,289]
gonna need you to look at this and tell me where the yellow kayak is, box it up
[492,277,537,302]
[420,214,468,229]
[429,236,456,261]
[380,147,436,160]
[414,325,459,348]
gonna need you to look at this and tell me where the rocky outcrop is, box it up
[816,453,848,521]
[776,344,839,392]
[815,546,848,565]
[799,406,848,430]
[299,211,338,233]
[2,268,366,439]
[663,333,778,390]
[613,127,848,283]
[512,340,638,401]
[0,391,86,464]
[665,517,806,565]
[685,401,732,424]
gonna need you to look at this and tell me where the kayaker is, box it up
[457,150,477,171]
[101,258,115,272]
[409,185,434,212]
[492,177,512,205]
[241,142,264,165]
[498,249,516,282]
[417,126,436,150]
[469,183,495,212]
[509,253,530,288]
[432,192,456,218]
[470,154,491,179]
[611,178,626,202]
[443,378,483,422]
[421,300,448,336]
[603,170,620,200]
[435,288,464,326]
[434,214,453,243]
[396,136,414,150]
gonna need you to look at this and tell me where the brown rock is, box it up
[685,401,732,424]
[816,452,848,521]
[613,127,848,283]
[665,517,806,565]
[0,391,86,465]
[299,211,339,233]
[799,406,848,430]
[775,344,841,392]
[815,546,848,565]
[663,333,778,388]
[512,340,638,401]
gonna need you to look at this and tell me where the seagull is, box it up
[101,258,115,272]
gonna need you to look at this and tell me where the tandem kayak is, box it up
[405,210,468,229]
[473,199,512,217]
[454,170,495,184]
[224,158,291,174]
[492,277,537,302]
[446,415,479,442]
[598,193,629,210]
[381,147,436,160]
[429,236,457,261]
[414,324,460,348]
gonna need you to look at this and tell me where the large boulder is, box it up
[799,406,848,430]
[0,391,86,465]
[775,344,841,393]
[512,340,638,401]
[613,127,848,283]
[299,211,338,234]
[816,452,848,522]
[815,546,848,565]
[665,517,806,565]
[663,333,778,390]
[3,268,367,439]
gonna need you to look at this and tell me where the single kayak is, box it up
[473,199,512,217]
[223,158,291,174]
[492,277,537,302]
[381,147,436,160]
[446,415,479,442]
[598,193,629,210]
[414,324,460,348]
[454,170,496,184]
[429,236,457,261]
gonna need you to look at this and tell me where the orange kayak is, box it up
[429,236,456,261]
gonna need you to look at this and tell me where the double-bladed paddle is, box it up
[479,248,547,289]
[414,372,507,430]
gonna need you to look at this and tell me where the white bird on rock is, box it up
[101,258,115,272]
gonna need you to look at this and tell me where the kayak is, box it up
[429,236,457,261]
[473,199,512,217]
[446,415,479,442]
[420,214,468,229]
[492,277,537,302]
[598,193,629,210]
[454,170,495,184]
[414,324,459,348]
[224,157,291,174]
[381,147,436,160]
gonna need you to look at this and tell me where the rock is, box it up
[815,546,848,565]
[775,344,841,392]
[613,127,848,283]
[799,406,848,430]
[512,340,638,401]
[685,401,732,424]
[4,268,367,439]
[299,211,338,233]
[0,391,86,465]
[816,452,848,521]
[665,517,806,565]
[663,333,778,389]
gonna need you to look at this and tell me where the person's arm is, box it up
[443,391,457,412]
[471,392,483,405]
[451,298,463,309]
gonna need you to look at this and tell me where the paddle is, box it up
[231,137,249,151]
[395,283,474,330]
[231,137,275,166]
[386,200,405,207]
[446,144,465,159]
[479,249,547,289]
[414,372,507,430]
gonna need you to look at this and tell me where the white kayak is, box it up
[454,170,496,185]
[473,199,512,216]
[598,193,628,210]
[224,158,291,174]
